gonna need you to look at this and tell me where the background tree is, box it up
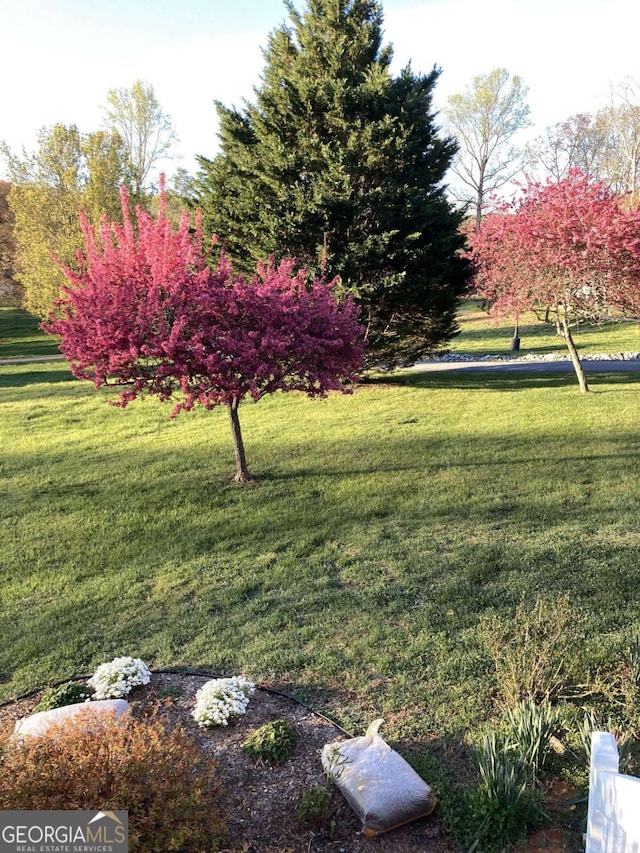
[82,129,131,222]
[102,79,178,205]
[150,167,197,225]
[195,0,469,369]
[46,184,364,483]
[598,78,640,206]
[525,113,604,183]
[526,79,640,206]
[469,170,640,393]
[0,181,18,304]
[2,124,128,317]
[444,67,531,228]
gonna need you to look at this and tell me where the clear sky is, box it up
[1,0,639,180]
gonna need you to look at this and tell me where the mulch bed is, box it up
[0,671,455,852]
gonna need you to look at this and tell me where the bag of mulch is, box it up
[321,718,437,837]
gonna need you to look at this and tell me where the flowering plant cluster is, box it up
[45,182,363,483]
[192,677,255,727]
[88,656,151,700]
[469,169,640,333]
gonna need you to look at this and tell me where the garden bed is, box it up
[0,671,454,852]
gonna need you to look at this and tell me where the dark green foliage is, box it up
[464,783,545,853]
[241,719,298,762]
[32,681,94,712]
[195,0,470,368]
[463,732,546,852]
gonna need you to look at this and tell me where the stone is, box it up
[13,699,131,739]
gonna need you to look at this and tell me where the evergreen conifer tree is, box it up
[195,0,470,366]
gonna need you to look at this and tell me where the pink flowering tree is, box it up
[469,170,640,392]
[45,184,364,482]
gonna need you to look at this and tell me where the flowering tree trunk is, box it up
[45,183,364,484]
[227,398,254,483]
[559,310,589,393]
[469,171,640,394]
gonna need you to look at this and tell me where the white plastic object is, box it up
[321,718,437,837]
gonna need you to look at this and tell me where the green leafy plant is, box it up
[157,683,182,700]
[467,731,546,853]
[0,714,225,853]
[296,783,332,830]
[578,708,634,772]
[479,594,584,706]
[475,732,527,808]
[242,719,298,763]
[32,681,94,713]
[296,743,348,830]
[505,700,560,783]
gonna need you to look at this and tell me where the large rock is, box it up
[14,699,131,739]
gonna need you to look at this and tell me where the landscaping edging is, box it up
[0,670,453,853]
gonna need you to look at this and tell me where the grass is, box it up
[450,300,640,358]
[0,307,61,359]
[2,304,640,848]
[3,358,640,730]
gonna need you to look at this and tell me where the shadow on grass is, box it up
[369,368,640,393]
[0,364,74,389]
[0,307,61,359]
[7,423,640,549]
[452,323,560,348]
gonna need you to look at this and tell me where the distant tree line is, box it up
[4,0,640,372]
[444,69,640,220]
[0,181,17,304]
[0,80,181,318]
[525,79,640,207]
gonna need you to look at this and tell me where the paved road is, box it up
[3,352,640,375]
[0,354,65,365]
[407,358,640,374]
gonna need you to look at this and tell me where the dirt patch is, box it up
[0,672,454,852]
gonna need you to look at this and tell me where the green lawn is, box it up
[0,307,62,359]
[3,359,640,726]
[2,306,640,847]
[450,300,640,357]
[4,301,640,362]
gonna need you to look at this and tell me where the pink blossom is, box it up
[45,182,364,480]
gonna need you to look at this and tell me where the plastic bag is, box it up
[321,718,437,837]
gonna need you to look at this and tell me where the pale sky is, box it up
[1,0,639,181]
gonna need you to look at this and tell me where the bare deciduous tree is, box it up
[525,113,603,182]
[102,79,177,204]
[444,68,531,228]
[526,78,640,208]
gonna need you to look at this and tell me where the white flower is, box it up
[191,676,255,728]
[88,656,151,700]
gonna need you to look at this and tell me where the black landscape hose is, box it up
[0,666,356,738]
